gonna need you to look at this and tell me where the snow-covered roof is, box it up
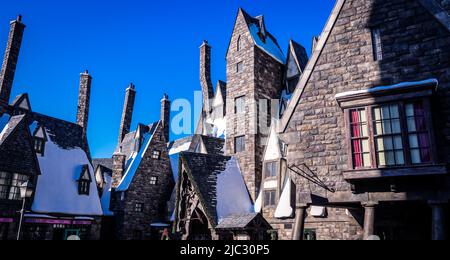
[116,125,157,191]
[274,177,294,219]
[32,132,103,216]
[216,157,254,222]
[335,78,439,99]
[180,152,254,225]
[101,173,114,216]
[237,9,285,64]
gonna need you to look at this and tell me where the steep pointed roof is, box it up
[116,122,159,191]
[289,40,308,73]
[227,8,285,64]
[179,152,253,226]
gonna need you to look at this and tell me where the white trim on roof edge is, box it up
[419,0,450,33]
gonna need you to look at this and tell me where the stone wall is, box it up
[116,124,175,240]
[282,0,450,240]
[225,10,284,201]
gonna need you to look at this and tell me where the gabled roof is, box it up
[215,213,271,230]
[0,114,25,145]
[0,114,41,176]
[281,0,450,131]
[289,40,308,73]
[200,135,225,155]
[11,93,32,111]
[93,158,113,172]
[226,8,285,64]
[179,152,254,226]
[116,122,159,192]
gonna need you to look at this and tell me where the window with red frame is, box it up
[348,100,433,169]
[350,108,371,168]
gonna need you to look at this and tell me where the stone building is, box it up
[173,152,272,240]
[276,0,450,240]
[193,8,309,239]
[95,86,176,240]
[0,16,103,240]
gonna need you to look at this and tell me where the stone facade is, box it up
[113,123,174,240]
[225,9,285,201]
[281,0,450,240]
[0,16,25,105]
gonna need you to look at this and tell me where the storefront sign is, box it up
[25,218,72,225]
[0,218,13,223]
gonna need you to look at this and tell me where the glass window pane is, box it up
[383,136,393,150]
[375,122,383,135]
[360,110,367,123]
[409,134,419,148]
[361,124,369,137]
[363,154,371,167]
[378,152,386,166]
[362,140,370,153]
[382,107,390,120]
[411,149,421,164]
[405,104,414,117]
[386,151,395,166]
[394,136,403,149]
[382,120,392,134]
[396,151,405,165]
[407,118,417,132]
[390,105,399,118]
[376,137,385,151]
[392,119,401,134]
[373,108,382,121]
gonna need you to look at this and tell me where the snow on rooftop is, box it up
[274,177,293,219]
[169,141,191,156]
[254,190,262,213]
[335,79,439,99]
[32,134,103,216]
[116,132,154,191]
[101,174,114,216]
[248,23,285,64]
[216,157,254,222]
[0,114,11,141]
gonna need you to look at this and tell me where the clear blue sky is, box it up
[1,0,335,158]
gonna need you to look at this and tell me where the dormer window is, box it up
[78,165,91,196]
[32,126,47,156]
[265,161,277,179]
[34,138,45,155]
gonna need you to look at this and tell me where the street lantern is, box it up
[17,181,34,240]
[20,181,34,199]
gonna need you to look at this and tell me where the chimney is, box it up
[76,70,92,138]
[0,15,26,105]
[112,150,126,189]
[117,83,136,145]
[160,93,170,141]
[200,41,214,114]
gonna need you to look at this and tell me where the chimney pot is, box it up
[17,15,22,22]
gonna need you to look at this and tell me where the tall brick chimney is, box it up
[117,83,136,145]
[0,15,26,105]
[76,70,92,138]
[160,93,170,142]
[200,40,214,114]
[112,151,126,189]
